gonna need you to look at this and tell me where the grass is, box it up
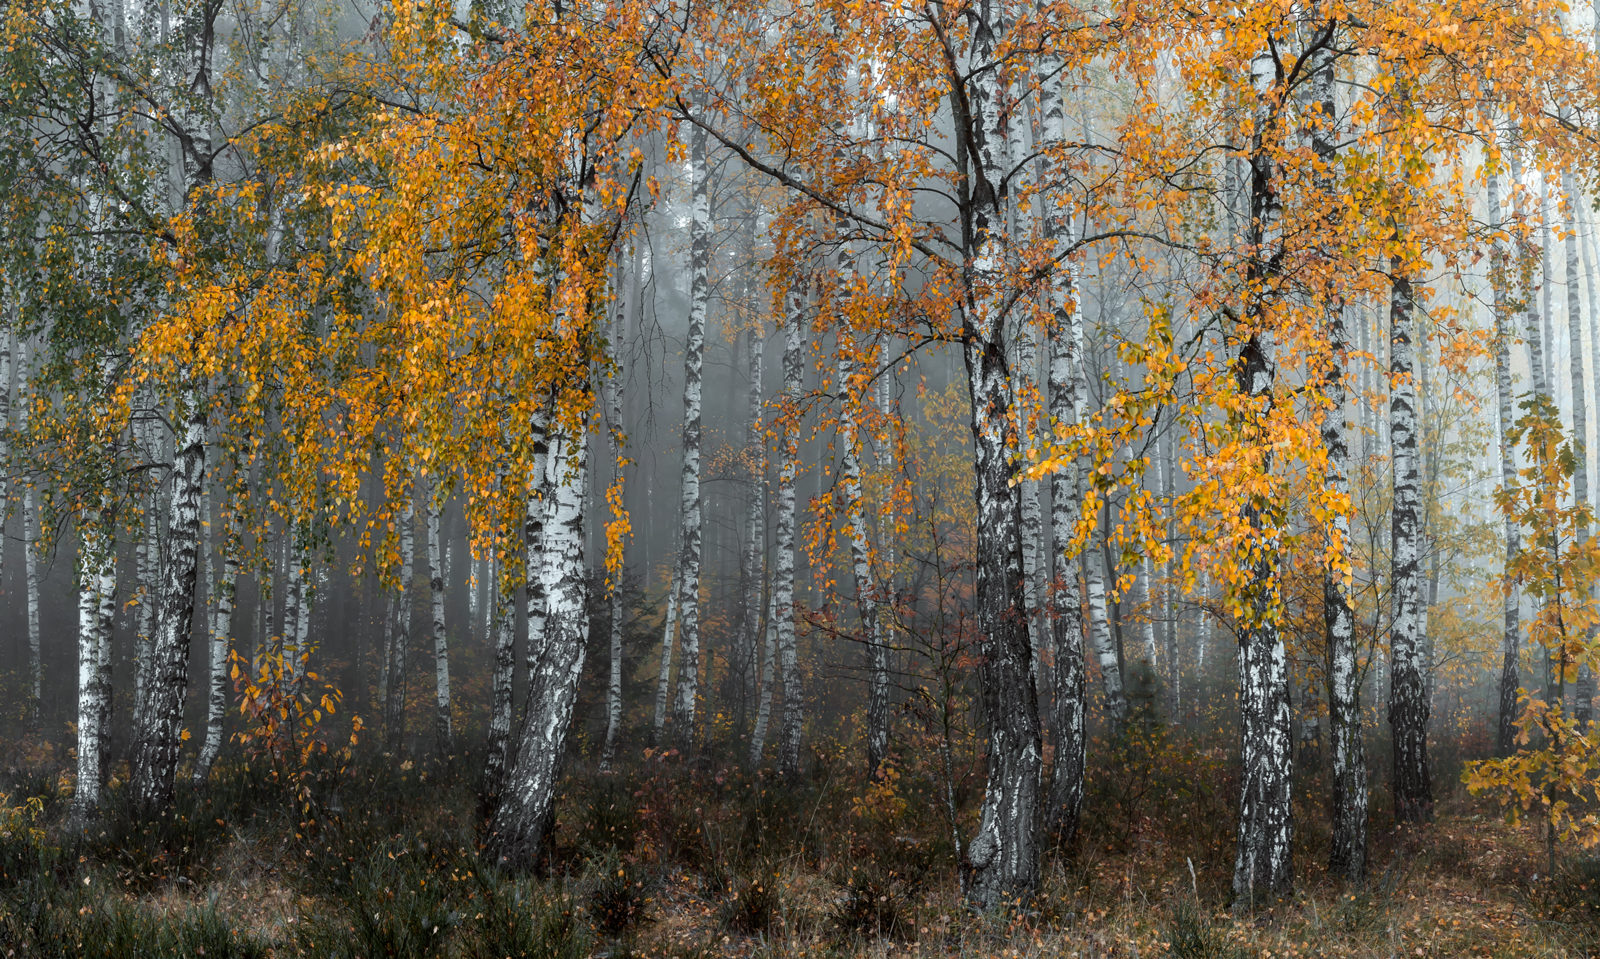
[0,727,1589,958]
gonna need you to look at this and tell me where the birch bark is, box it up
[488,425,590,867]
[72,503,116,824]
[1490,153,1522,756]
[1232,40,1293,905]
[776,291,805,777]
[1388,263,1432,824]
[427,492,452,753]
[194,496,242,782]
[130,394,207,811]
[670,107,710,750]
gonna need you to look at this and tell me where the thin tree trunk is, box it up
[284,527,306,689]
[670,107,710,750]
[1541,188,1557,407]
[737,324,766,754]
[130,395,207,812]
[427,493,452,754]
[1388,263,1432,824]
[18,339,41,726]
[1490,150,1523,756]
[775,290,805,777]
[1324,290,1366,878]
[839,352,890,776]
[1563,164,1594,726]
[652,566,680,745]
[1307,31,1366,881]
[482,564,516,813]
[385,497,415,751]
[749,595,779,766]
[601,244,638,770]
[133,411,161,737]
[1084,519,1127,726]
[195,496,242,782]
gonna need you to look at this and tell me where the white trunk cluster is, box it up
[130,395,208,811]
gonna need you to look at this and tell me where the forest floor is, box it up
[0,738,1594,958]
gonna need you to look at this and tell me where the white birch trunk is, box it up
[1388,263,1432,823]
[775,290,805,777]
[195,500,241,782]
[1311,33,1364,882]
[482,553,516,811]
[1563,164,1594,725]
[962,1,1043,907]
[1232,40,1293,904]
[601,247,636,770]
[652,565,680,744]
[72,504,116,824]
[130,393,207,811]
[427,494,452,752]
[1490,159,1522,755]
[18,339,41,723]
[670,108,710,749]
[488,425,590,867]
[838,352,890,775]
[1042,163,1087,842]
[737,328,765,739]
[1084,521,1127,725]
[385,497,415,751]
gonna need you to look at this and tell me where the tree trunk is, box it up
[482,567,516,814]
[72,504,116,824]
[385,497,415,751]
[1563,165,1594,726]
[526,425,552,722]
[960,330,1042,908]
[737,326,767,744]
[670,107,710,751]
[652,565,680,745]
[1388,264,1432,824]
[133,410,162,739]
[839,352,890,776]
[961,8,1042,901]
[1490,153,1522,756]
[1084,518,1127,726]
[776,291,805,777]
[1232,42,1293,906]
[18,340,41,726]
[487,426,589,868]
[600,248,636,771]
[427,493,452,753]
[195,500,242,782]
[1307,35,1366,882]
[1043,246,1087,846]
[130,395,207,812]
